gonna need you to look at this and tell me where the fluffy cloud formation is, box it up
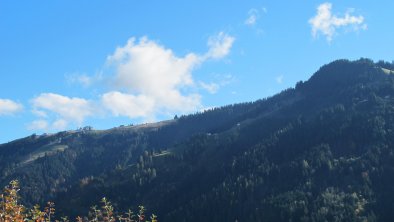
[25,33,234,131]
[0,99,23,116]
[30,93,94,130]
[102,91,155,118]
[108,36,199,95]
[309,2,366,41]
[103,33,234,119]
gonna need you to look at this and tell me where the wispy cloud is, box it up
[309,2,366,42]
[27,120,49,130]
[199,82,220,94]
[0,99,23,116]
[245,8,267,26]
[276,75,284,84]
[199,74,236,94]
[204,32,235,60]
[245,8,259,26]
[65,72,102,88]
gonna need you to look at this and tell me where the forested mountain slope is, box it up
[1,58,394,221]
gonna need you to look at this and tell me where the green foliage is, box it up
[0,180,157,222]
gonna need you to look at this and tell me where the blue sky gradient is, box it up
[1,1,393,143]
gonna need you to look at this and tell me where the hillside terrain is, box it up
[1,58,394,221]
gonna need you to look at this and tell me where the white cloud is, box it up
[66,73,92,87]
[245,9,259,26]
[199,74,236,94]
[32,109,47,118]
[104,33,234,119]
[101,90,201,120]
[199,82,220,94]
[65,72,102,88]
[0,99,23,116]
[108,36,199,95]
[309,2,366,41]
[245,8,266,27]
[30,93,94,130]
[52,119,68,130]
[219,74,236,85]
[24,33,234,131]
[102,91,155,119]
[27,120,49,130]
[204,32,235,60]
[276,75,284,84]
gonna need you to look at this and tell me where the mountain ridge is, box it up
[1,58,394,221]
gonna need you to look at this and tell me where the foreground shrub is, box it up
[0,180,157,222]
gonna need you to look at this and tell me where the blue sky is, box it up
[0,1,393,143]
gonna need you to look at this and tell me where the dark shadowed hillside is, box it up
[1,58,394,221]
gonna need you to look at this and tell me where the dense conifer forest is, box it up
[1,59,394,221]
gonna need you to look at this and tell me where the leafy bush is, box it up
[0,180,157,222]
